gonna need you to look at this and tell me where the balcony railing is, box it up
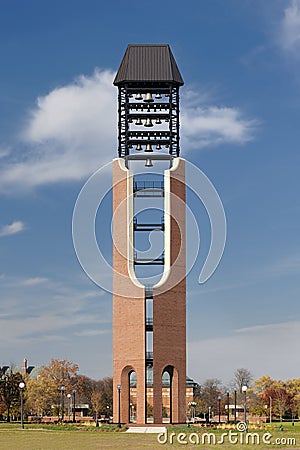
[146,352,153,361]
[133,181,164,197]
[145,286,153,298]
[133,216,164,231]
[146,318,153,332]
[134,252,164,265]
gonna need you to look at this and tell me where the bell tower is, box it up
[112,44,186,424]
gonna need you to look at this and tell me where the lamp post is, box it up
[242,385,248,428]
[218,396,221,424]
[130,402,133,423]
[72,389,76,423]
[208,406,211,423]
[60,386,65,422]
[226,391,230,423]
[117,384,121,428]
[67,393,71,421]
[19,382,25,429]
[234,390,237,424]
[269,396,272,424]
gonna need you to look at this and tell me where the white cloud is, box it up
[181,99,257,150]
[21,277,48,286]
[24,70,116,147]
[0,220,25,237]
[0,277,112,345]
[278,0,300,52]
[0,69,117,193]
[0,146,11,159]
[0,70,257,193]
[75,329,110,337]
[267,254,300,275]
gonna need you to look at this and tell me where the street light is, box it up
[218,396,222,424]
[242,385,248,428]
[117,384,121,428]
[234,390,237,424]
[72,389,76,423]
[129,402,132,422]
[60,386,65,422]
[269,396,272,424]
[226,391,230,423]
[67,393,71,421]
[19,382,25,429]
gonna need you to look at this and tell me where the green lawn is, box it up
[0,423,299,450]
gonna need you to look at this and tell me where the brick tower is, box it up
[112,45,186,425]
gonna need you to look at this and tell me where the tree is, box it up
[90,390,103,421]
[0,368,23,422]
[232,368,253,393]
[273,387,292,422]
[25,378,58,417]
[39,358,79,391]
[285,379,300,419]
[24,359,113,420]
[195,378,222,417]
[75,374,96,402]
[261,386,292,422]
[254,375,275,394]
[26,359,80,418]
[98,377,113,413]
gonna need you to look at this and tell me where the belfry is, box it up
[112,44,186,424]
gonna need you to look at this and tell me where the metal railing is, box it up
[133,180,164,197]
[134,252,164,265]
[146,318,153,327]
[133,216,164,231]
[134,180,164,191]
[145,286,153,298]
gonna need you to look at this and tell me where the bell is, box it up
[165,93,170,97]
[144,118,153,127]
[155,118,162,125]
[144,92,154,102]
[155,93,162,99]
[128,117,133,123]
[145,158,153,167]
[145,144,153,152]
[156,144,161,150]
[135,118,142,125]
[135,93,143,100]
[136,143,143,151]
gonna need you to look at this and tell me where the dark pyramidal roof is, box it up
[113,44,184,86]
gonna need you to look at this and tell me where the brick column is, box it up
[112,158,146,424]
[153,158,186,424]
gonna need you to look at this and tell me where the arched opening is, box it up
[128,370,137,423]
[118,365,139,424]
[162,366,173,423]
[145,367,153,424]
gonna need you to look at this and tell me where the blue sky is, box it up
[1,0,300,385]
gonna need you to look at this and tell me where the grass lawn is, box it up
[0,429,159,450]
[0,422,299,449]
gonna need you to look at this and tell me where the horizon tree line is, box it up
[1,361,299,422]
